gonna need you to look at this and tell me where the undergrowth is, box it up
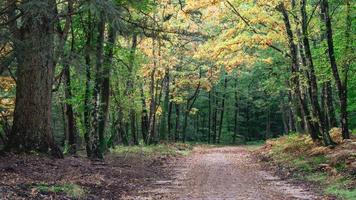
[258,129,356,200]
[110,142,193,157]
[34,183,85,199]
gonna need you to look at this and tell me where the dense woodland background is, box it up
[0,0,355,159]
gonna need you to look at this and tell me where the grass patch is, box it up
[325,178,356,200]
[305,172,328,183]
[110,143,193,157]
[34,183,85,199]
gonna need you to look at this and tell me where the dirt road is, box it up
[150,146,324,200]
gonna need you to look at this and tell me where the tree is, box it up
[6,0,62,157]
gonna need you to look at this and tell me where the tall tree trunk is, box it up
[167,100,173,141]
[140,84,149,144]
[278,3,320,141]
[90,18,105,159]
[212,90,219,144]
[321,83,329,131]
[217,76,227,144]
[175,104,180,141]
[182,108,189,142]
[281,104,289,134]
[97,26,116,152]
[84,12,93,158]
[325,82,337,127]
[182,79,201,142]
[7,0,62,157]
[118,110,129,146]
[300,0,334,145]
[287,91,297,132]
[321,0,350,139]
[233,77,238,143]
[127,34,138,145]
[148,39,157,144]
[159,70,170,141]
[63,62,77,154]
[63,19,77,154]
[208,90,212,144]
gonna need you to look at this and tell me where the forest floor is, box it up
[133,146,331,200]
[0,144,186,200]
[0,144,349,199]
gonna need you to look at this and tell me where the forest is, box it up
[0,0,355,199]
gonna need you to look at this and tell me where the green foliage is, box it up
[305,172,328,183]
[325,178,356,200]
[110,143,193,157]
[34,183,85,199]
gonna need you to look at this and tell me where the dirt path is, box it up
[149,146,325,200]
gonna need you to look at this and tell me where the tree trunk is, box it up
[167,100,173,141]
[325,81,337,127]
[300,0,334,145]
[175,104,180,141]
[89,18,105,159]
[212,90,219,144]
[217,76,227,144]
[97,26,115,151]
[140,84,149,144]
[321,83,329,131]
[148,38,157,144]
[208,91,212,144]
[63,62,77,154]
[159,70,170,141]
[321,0,350,139]
[233,77,238,143]
[287,91,297,132]
[127,34,138,145]
[84,12,93,158]
[182,78,201,142]
[278,3,320,141]
[7,0,62,158]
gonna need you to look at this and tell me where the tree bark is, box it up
[63,62,77,154]
[212,90,219,144]
[167,99,173,141]
[127,34,138,145]
[7,0,62,158]
[208,91,212,144]
[233,77,238,143]
[325,82,337,127]
[84,12,93,158]
[278,3,320,141]
[321,0,350,139]
[90,17,105,159]
[217,76,227,144]
[97,26,116,151]
[140,84,149,144]
[300,0,334,145]
[159,69,170,141]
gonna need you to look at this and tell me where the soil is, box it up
[0,151,177,199]
[0,146,335,199]
[132,146,334,200]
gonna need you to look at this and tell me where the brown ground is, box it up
[134,146,332,200]
[0,152,177,199]
[0,146,333,199]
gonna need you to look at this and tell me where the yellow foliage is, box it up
[0,76,16,118]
